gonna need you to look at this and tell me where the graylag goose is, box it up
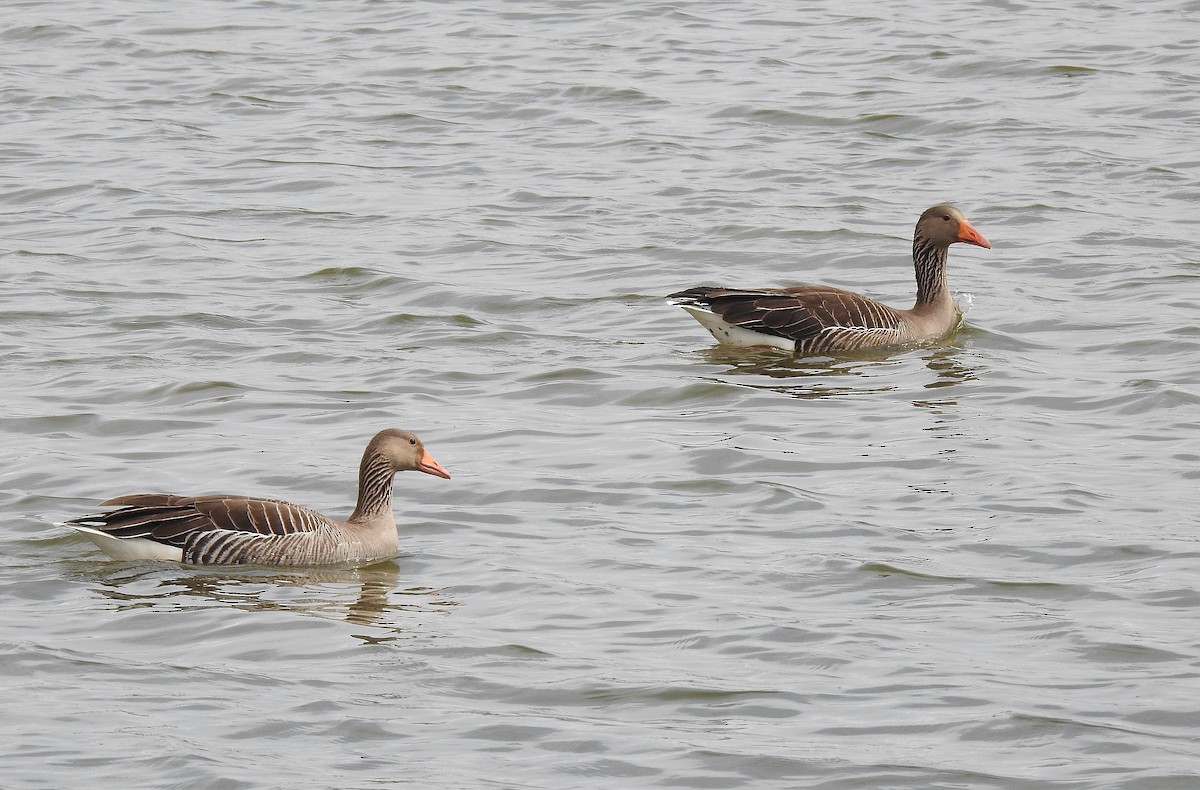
[668,205,991,353]
[67,429,450,566]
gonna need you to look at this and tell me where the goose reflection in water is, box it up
[83,561,458,638]
[694,342,980,402]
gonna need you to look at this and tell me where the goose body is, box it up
[66,429,451,567]
[669,205,991,354]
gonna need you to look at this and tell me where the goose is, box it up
[66,428,450,566]
[668,205,991,353]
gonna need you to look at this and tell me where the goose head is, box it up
[367,429,451,479]
[917,205,991,249]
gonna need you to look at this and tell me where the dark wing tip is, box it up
[667,286,721,304]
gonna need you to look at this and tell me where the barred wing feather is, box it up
[83,494,336,543]
[672,286,905,353]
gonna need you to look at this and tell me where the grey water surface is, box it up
[2,0,1199,788]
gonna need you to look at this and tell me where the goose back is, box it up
[671,284,909,354]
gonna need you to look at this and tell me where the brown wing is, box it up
[669,285,906,353]
[75,493,335,544]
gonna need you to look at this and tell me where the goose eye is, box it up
[410,438,417,445]
[941,214,951,221]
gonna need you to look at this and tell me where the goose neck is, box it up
[350,451,395,523]
[913,236,950,305]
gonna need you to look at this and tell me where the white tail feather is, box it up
[71,525,184,562]
[680,306,796,351]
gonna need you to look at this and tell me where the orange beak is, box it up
[418,450,451,480]
[955,218,991,249]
